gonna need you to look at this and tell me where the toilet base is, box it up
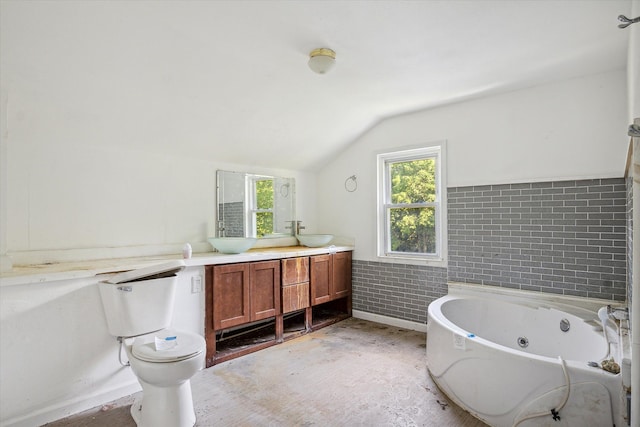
[130,379,196,427]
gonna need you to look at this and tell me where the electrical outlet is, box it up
[191,275,203,293]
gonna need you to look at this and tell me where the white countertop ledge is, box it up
[0,246,354,287]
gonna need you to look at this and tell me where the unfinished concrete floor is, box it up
[46,318,487,426]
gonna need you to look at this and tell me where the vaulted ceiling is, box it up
[1,0,632,171]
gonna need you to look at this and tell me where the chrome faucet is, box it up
[285,220,294,236]
[285,220,305,235]
[607,305,629,321]
[598,305,628,360]
[296,221,306,235]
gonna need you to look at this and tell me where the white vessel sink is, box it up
[208,237,258,254]
[296,234,333,247]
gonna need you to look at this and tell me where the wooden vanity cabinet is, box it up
[280,257,312,339]
[205,259,281,366]
[205,251,351,366]
[310,251,352,305]
[309,251,352,330]
[210,260,280,330]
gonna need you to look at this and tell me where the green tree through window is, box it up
[255,179,274,237]
[389,159,436,254]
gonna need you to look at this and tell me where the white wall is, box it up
[1,137,316,264]
[0,2,320,266]
[629,0,640,122]
[316,69,628,261]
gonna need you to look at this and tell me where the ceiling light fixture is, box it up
[308,48,336,74]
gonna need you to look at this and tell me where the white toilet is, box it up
[99,260,206,427]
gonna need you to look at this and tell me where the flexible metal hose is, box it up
[117,337,130,367]
[512,356,570,427]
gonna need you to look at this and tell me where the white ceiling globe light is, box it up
[308,48,336,74]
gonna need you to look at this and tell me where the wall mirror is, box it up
[216,170,296,238]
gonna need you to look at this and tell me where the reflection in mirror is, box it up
[217,171,245,237]
[217,170,295,238]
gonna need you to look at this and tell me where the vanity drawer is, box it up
[281,257,309,286]
[282,282,310,313]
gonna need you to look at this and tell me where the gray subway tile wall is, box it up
[448,178,627,301]
[626,176,633,325]
[352,261,447,324]
[352,178,628,324]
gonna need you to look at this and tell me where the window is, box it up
[247,176,274,238]
[377,143,447,265]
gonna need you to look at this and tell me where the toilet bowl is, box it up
[98,260,206,427]
[126,329,205,427]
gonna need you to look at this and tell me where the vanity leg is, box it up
[305,307,312,332]
[275,314,284,343]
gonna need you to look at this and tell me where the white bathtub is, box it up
[427,287,625,427]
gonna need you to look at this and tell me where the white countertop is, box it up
[0,245,354,287]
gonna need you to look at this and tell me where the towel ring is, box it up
[344,175,357,192]
[280,183,290,197]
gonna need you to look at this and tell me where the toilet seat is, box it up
[132,329,205,363]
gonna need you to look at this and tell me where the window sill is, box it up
[375,254,447,269]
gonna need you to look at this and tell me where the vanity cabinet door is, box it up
[310,254,332,305]
[213,263,250,330]
[310,252,352,305]
[250,260,281,321]
[332,251,352,299]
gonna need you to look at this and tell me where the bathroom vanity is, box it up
[204,250,352,367]
[203,170,354,365]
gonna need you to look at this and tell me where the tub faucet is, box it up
[597,306,615,359]
[607,305,629,321]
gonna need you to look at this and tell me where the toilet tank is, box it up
[98,261,185,337]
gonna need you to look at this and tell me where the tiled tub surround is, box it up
[353,178,627,325]
[448,178,627,301]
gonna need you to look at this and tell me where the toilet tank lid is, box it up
[105,260,186,284]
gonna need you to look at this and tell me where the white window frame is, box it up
[376,142,447,267]
[246,175,274,238]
